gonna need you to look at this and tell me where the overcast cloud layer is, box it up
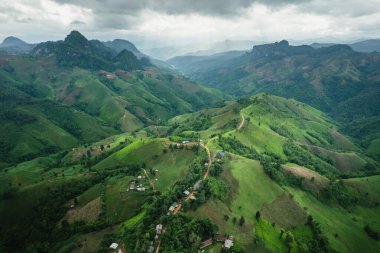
[0,0,379,47]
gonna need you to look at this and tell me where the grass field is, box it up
[93,139,162,170]
[105,177,149,224]
[282,163,329,195]
[149,149,196,191]
[344,175,380,206]
[234,122,287,159]
[94,138,198,192]
[0,156,53,192]
[308,145,366,173]
[255,218,292,253]
[261,193,307,230]
[368,137,380,155]
[287,186,380,253]
[76,183,104,207]
[190,155,284,250]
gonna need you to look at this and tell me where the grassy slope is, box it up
[0,54,224,164]
[105,176,148,223]
[94,138,197,192]
[287,186,380,253]
[190,155,284,250]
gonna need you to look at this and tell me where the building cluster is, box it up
[199,235,234,250]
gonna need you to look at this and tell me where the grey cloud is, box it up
[71,20,85,25]
[51,0,311,16]
[49,0,312,31]
[15,17,32,23]
[296,0,380,18]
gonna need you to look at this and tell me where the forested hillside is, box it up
[0,31,224,166]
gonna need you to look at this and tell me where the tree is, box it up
[224,214,229,221]
[239,216,245,226]
[286,231,294,247]
[100,144,104,151]
[255,211,261,219]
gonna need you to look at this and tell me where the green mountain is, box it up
[168,41,380,159]
[1,94,379,253]
[33,31,147,71]
[0,31,224,165]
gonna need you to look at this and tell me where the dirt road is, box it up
[237,114,245,130]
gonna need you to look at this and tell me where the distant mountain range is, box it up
[142,39,256,60]
[167,40,380,157]
[310,39,380,53]
[0,36,35,55]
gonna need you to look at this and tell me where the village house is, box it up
[156,224,163,235]
[129,181,136,190]
[183,190,190,196]
[199,238,213,249]
[224,236,234,249]
[109,242,119,250]
[168,202,178,212]
[136,187,146,192]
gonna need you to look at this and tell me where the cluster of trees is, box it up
[305,215,333,253]
[283,140,338,178]
[218,136,260,160]
[195,177,229,204]
[161,215,217,252]
[364,225,380,241]
[168,143,200,154]
[306,131,334,147]
[324,180,359,208]
[269,124,294,138]
[0,110,37,125]
[188,113,212,131]
[0,175,106,253]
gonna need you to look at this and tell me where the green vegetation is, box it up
[1,33,380,253]
[0,31,224,165]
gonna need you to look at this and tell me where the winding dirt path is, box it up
[237,114,245,130]
[202,143,212,180]
[143,168,156,192]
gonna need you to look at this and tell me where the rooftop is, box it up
[110,243,119,249]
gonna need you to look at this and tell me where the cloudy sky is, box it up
[1,0,380,47]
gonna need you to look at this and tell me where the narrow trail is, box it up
[143,168,156,192]
[155,235,162,253]
[237,114,245,130]
[201,143,212,180]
